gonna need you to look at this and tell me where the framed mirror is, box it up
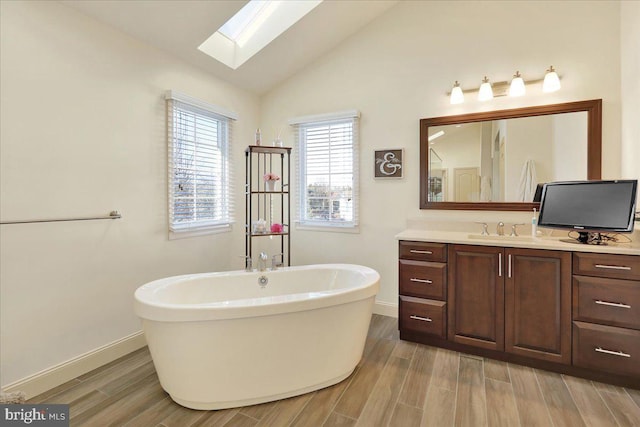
[420,99,602,211]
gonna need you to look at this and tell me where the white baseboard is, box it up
[373,300,398,318]
[2,331,146,400]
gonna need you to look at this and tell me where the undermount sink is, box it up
[467,234,537,241]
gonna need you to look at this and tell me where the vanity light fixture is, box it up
[543,65,561,93]
[509,71,526,97]
[450,81,464,104]
[448,66,561,104]
[478,76,493,101]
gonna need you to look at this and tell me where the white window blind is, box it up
[166,91,236,235]
[291,111,359,229]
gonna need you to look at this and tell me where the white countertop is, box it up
[395,229,640,256]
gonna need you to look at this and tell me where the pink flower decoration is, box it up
[270,223,283,233]
[263,173,280,181]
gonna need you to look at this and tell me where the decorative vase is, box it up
[265,180,277,192]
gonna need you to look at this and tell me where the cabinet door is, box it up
[505,248,571,364]
[448,245,504,351]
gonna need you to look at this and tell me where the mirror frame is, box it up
[420,99,602,211]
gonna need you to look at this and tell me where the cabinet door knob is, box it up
[409,315,433,322]
[594,300,631,309]
[410,278,433,284]
[595,347,631,358]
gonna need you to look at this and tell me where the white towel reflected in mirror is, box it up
[518,159,538,202]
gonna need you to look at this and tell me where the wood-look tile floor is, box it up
[30,315,640,426]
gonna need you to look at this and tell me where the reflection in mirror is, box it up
[419,99,602,211]
[427,112,587,203]
[429,149,445,201]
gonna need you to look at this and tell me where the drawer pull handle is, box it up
[594,264,632,271]
[410,278,433,284]
[595,347,630,358]
[410,315,433,322]
[410,250,433,255]
[594,300,631,309]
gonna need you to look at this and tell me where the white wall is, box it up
[0,1,258,386]
[503,116,553,201]
[620,0,640,203]
[260,0,623,305]
[552,112,588,181]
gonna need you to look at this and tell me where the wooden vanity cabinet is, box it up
[447,245,571,364]
[505,248,572,364]
[572,252,640,378]
[447,245,504,351]
[398,241,448,339]
[399,239,639,387]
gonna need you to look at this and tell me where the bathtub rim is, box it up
[134,263,380,322]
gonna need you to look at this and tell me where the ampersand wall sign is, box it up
[374,149,403,179]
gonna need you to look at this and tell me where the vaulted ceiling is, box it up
[62,0,398,94]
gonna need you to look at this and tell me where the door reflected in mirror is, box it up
[427,112,587,203]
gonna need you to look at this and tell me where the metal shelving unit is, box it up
[245,145,292,269]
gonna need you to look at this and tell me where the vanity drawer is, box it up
[399,241,447,262]
[399,259,446,300]
[573,321,640,377]
[573,276,640,330]
[573,253,640,281]
[400,296,446,338]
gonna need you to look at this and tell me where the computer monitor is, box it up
[538,180,637,244]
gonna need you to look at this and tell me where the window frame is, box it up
[165,90,237,239]
[290,110,360,233]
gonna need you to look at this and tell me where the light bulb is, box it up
[509,71,526,97]
[543,66,561,93]
[450,81,464,104]
[478,76,493,101]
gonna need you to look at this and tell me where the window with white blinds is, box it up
[166,91,237,236]
[291,110,359,230]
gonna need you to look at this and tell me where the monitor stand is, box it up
[560,232,608,246]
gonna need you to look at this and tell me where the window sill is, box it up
[295,222,360,234]
[169,223,232,240]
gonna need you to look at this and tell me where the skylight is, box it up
[199,0,322,70]
[218,1,273,45]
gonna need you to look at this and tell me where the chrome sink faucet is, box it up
[510,223,525,237]
[258,252,268,272]
[497,222,505,236]
[475,222,489,235]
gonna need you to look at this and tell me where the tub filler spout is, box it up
[258,252,268,272]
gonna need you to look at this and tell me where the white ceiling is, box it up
[61,0,399,95]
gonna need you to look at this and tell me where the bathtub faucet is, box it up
[240,255,253,272]
[258,252,269,272]
[271,253,284,271]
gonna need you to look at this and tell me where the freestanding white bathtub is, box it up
[134,264,380,410]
